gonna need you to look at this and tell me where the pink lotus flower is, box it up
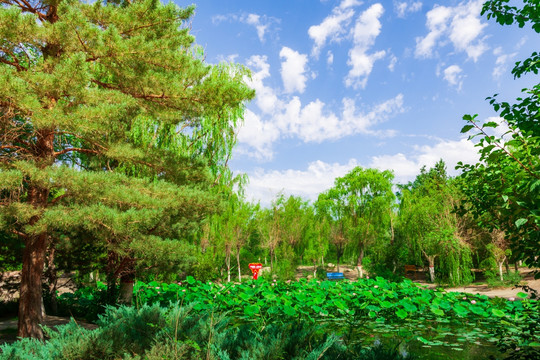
[470,300,476,304]
[509,297,515,301]
[462,297,467,300]
[374,285,378,289]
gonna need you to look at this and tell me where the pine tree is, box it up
[0,0,254,338]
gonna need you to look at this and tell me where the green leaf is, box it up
[492,308,505,317]
[460,125,474,133]
[515,218,528,228]
[395,308,408,319]
[244,305,260,316]
[516,292,528,299]
[283,305,297,316]
[430,306,444,317]
[483,121,498,128]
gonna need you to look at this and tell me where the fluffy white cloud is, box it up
[243,136,480,205]
[308,0,361,57]
[327,50,334,65]
[416,0,488,61]
[279,47,309,94]
[238,55,404,159]
[443,64,464,90]
[245,159,360,206]
[371,138,478,184]
[345,3,386,89]
[245,55,279,114]
[395,1,422,18]
[236,110,280,161]
[244,14,268,42]
[492,47,517,79]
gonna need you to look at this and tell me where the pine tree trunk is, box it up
[18,129,54,339]
[106,250,118,304]
[18,232,48,339]
[119,259,135,306]
[45,245,58,315]
[119,275,134,305]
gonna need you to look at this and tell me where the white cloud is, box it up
[443,64,464,90]
[395,1,422,18]
[245,55,279,115]
[279,47,309,94]
[388,54,398,71]
[212,13,278,43]
[245,159,360,206]
[345,3,386,89]
[370,138,478,184]
[239,54,404,159]
[244,14,267,42]
[243,136,480,205]
[492,47,517,79]
[236,110,280,161]
[327,51,334,65]
[277,94,404,143]
[415,0,488,61]
[308,0,361,57]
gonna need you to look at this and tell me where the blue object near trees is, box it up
[326,272,345,280]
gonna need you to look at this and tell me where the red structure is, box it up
[248,263,263,280]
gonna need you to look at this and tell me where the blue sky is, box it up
[178,0,537,206]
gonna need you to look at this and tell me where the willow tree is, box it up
[318,167,395,278]
[398,162,473,285]
[0,0,254,338]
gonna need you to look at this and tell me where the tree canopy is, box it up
[0,0,254,338]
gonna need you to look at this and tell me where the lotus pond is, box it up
[60,277,539,359]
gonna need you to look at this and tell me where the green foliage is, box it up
[0,302,418,360]
[0,0,254,336]
[458,0,540,274]
[56,282,110,322]
[317,166,395,272]
[56,277,536,354]
[398,162,474,285]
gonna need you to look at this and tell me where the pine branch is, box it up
[53,147,100,157]
[10,228,28,239]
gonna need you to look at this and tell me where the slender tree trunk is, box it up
[18,232,48,339]
[427,256,436,283]
[498,262,504,282]
[356,247,365,278]
[504,259,510,275]
[226,247,231,283]
[514,262,519,272]
[236,246,241,283]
